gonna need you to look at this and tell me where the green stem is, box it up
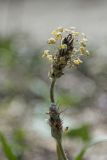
[50,78,56,103]
[56,139,68,160]
[56,143,62,160]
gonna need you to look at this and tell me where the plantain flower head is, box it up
[43,27,89,79]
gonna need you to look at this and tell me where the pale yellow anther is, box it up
[64,28,71,32]
[57,27,64,32]
[86,50,89,55]
[80,46,86,54]
[73,58,83,65]
[42,50,50,57]
[47,55,53,61]
[55,32,62,40]
[48,38,56,44]
[73,32,80,36]
[59,44,67,49]
[82,38,88,42]
[81,33,86,36]
[51,30,57,35]
[70,26,76,30]
[80,41,86,47]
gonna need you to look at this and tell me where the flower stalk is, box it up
[50,78,56,103]
[49,85,68,160]
[43,26,89,160]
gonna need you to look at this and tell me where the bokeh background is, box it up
[0,0,107,160]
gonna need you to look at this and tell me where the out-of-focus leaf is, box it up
[0,38,12,49]
[75,136,107,160]
[13,129,27,151]
[57,92,81,106]
[0,37,17,68]
[65,124,91,142]
[12,129,26,160]
[75,146,86,160]
[13,129,26,144]
[0,132,17,160]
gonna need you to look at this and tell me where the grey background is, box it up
[0,0,107,44]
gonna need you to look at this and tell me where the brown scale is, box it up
[47,107,63,131]
[62,33,74,54]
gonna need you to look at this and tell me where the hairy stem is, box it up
[50,78,56,103]
[49,78,68,160]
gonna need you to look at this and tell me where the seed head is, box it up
[43,27,89,79]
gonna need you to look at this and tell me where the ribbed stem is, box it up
[56,143,62,160]
[56,139,68,160]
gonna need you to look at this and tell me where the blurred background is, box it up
[0,0,107,160]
